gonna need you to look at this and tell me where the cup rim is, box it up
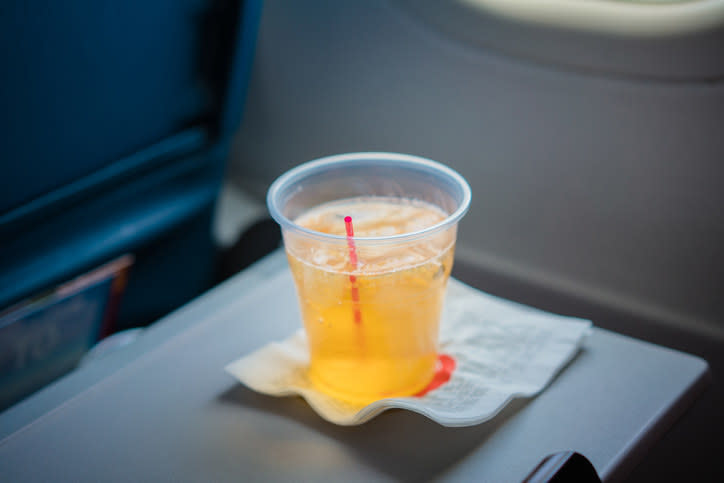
[266,152,471,244]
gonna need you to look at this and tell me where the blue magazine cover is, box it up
[0,255,133,410]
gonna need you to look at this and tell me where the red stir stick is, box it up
[344,216,362,324]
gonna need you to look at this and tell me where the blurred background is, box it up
[1,0,723,480]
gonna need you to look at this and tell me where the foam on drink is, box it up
[292,197,451,274]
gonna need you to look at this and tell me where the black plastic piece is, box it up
[523,451,602,483]
[215,217,282,283]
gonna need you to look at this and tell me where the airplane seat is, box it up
[0,0,262,410]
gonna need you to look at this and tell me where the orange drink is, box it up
[286,198,454,403]
[267,153,470,404]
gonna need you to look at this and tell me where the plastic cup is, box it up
[267,152,471,404]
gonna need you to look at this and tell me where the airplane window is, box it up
[394,0,724,80]
[451,0,724,35]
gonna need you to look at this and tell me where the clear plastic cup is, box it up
[267,152,471,404]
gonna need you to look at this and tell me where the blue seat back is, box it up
[0,0,262,409]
